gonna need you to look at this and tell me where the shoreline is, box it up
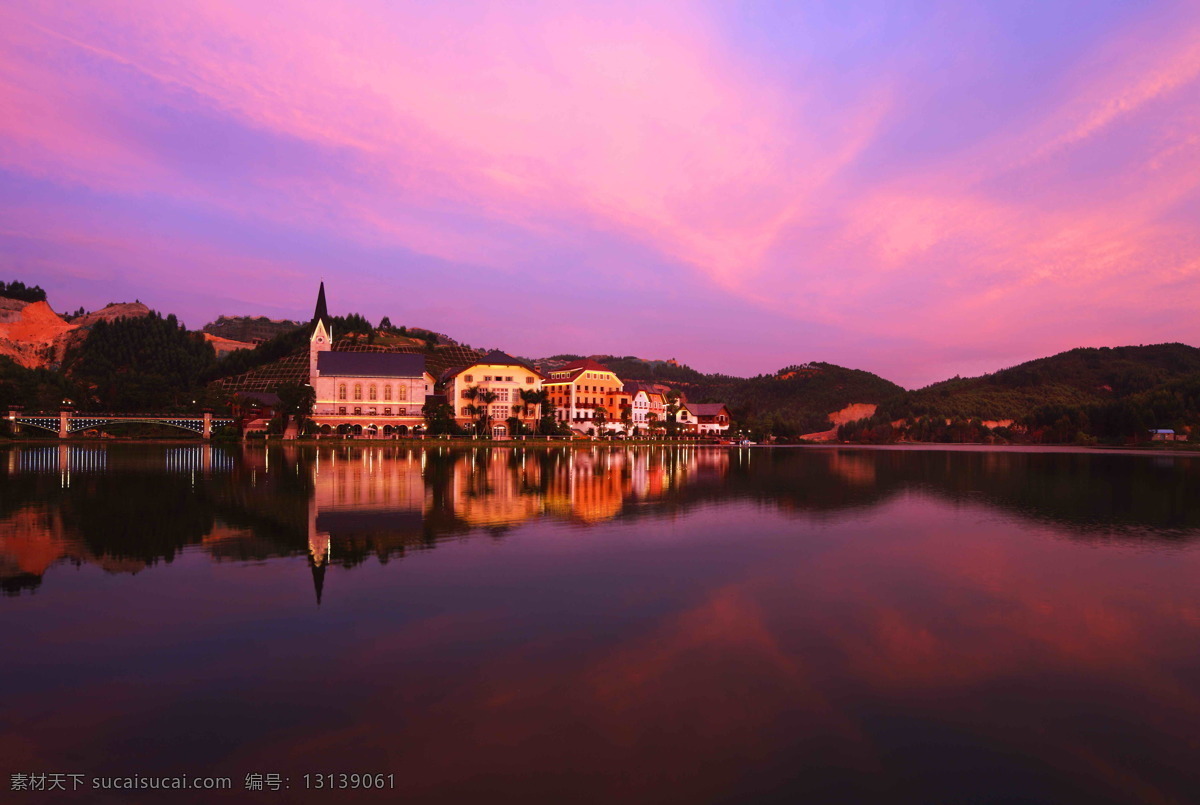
[2,437,1196,457]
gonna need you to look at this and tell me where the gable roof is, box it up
[543,358,620,384]
[559,358,612,373]
[683,402,730,416]
[438,351,544,386]
[477,350,541,373]
[317,351,426,378]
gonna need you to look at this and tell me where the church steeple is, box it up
[309,283,332,381]
[313,281,331,328]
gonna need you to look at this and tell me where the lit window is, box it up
[462,407,471,416]
[384,385,392,401]
[384,407,392,416]
[354,384,362,401]
[338,384,347,400]
[369,385,377,401]
[398,385,407,401]
[338,407,346,415]
[354,407,362,415]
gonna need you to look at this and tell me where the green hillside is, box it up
[836,344,1200,444]
[579,355,904,437]
[885,344,1200,420]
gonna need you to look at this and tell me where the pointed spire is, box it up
[311,558,326,606]
[313,281,330,327]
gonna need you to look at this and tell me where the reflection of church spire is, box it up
[307,487,330,605]
[310,556,326,606]
[308,526,331,606]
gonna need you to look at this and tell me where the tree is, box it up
[476,389,498,435]
[379,316,393,331]
[0,281,47,303]
[65,312,216,411]
[647,412,660,439]
[620,405,633,435]
[462,385,481,433]
[275,381,316,434]
[665,391,682,438]
[463,385,499,435]
[593,405,609,438]
[529,389,557,434]
[518,388,540,421]
[422,397,459,435]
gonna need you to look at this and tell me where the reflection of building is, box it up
[1,443,733,602]
[308,284,435,437]
[450,450,543,527]
[544,450,630,523]
[440,351,544,436]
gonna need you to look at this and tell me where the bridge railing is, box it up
[14,412,230,419]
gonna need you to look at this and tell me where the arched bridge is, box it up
[7,410,233,438]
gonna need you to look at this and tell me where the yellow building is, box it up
[440,350,544,436]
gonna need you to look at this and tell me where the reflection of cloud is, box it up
[5,446,1200,800]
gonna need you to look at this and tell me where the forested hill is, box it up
[552,355,904,436]
[882,344,1200,422]
[830,343,1200,444]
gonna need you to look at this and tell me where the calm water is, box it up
[2,444,1199,803]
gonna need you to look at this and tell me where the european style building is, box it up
[439,350,544,436]
[308,284,434,436]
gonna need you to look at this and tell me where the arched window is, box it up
[398,385,407,401]
[354,384,362,401]
[383,385,392,401]
[369,385,377,401]
[338,384,347,400]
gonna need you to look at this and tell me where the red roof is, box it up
[543,357,621,384]
[684,402,730,417]
[558,358,612,373]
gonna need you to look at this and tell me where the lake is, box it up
[2,444,1199,803]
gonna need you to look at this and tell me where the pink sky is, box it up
[2,0,1199,387]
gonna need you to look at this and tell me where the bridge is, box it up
[7,408,234,438]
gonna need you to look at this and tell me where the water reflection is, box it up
[3,445,1200,802]
[3,445,1199,600]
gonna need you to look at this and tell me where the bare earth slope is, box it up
[0,300,151,369]
[801,403,879,441]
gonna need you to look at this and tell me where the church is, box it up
[307,283,435,437]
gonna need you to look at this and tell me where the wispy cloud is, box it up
[1,0,1198,384]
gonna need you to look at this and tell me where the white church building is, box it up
[307,284,434,437]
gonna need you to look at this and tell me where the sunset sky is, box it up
[2,1,1199,387]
